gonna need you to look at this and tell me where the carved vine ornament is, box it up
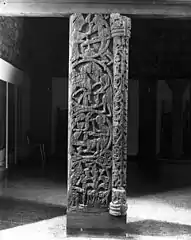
[68,13,131,217]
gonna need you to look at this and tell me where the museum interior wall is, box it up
[157,79,190,159]
[1,16,191,167]
[0,17,25,167]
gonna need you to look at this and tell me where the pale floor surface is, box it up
[0,180,191,239]
[127,187,191,225]
[0,215,190,240]
[0,169,191,239]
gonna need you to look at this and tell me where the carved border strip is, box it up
[109,13,131,216]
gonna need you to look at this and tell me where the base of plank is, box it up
[67,209,127,238]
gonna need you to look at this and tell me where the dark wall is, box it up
[24,18,51,148]
[23,16,191,155]
[23,18,69,152]
[130,17,191,80]
[0,17,24,152]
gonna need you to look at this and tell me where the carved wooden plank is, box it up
[68,13,113,213]
[109,13,131,217]
[67,13,130,236]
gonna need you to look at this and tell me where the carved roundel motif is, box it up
[71,111,112,158]
[70,60,112,158]
[72,14,111,59]
[71,61,112,109]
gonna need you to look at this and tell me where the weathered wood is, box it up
[109,13,131,217]
[67,210,127,237]
[1,1,191,17]
[68,14,113,214]
[67,13,130,236]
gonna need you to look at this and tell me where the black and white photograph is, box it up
[0,1,191,239]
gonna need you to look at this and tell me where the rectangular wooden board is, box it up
[67,210,128,238]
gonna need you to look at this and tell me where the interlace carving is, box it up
[109,13,131,216]
[68,13,131,215]
[68,14,113,210]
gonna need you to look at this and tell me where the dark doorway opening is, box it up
[128,17,191,197]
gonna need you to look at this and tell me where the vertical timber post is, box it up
[67,13,131,237]
[109,13,131,217]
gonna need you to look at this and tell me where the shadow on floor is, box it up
[0,196,66,230]
[127,220,191,236]
[67,217,191,238]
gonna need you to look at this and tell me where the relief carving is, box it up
[68,13,131,215]
[68,14,113,211]
[109,13,131,216]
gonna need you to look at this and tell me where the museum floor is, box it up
[0,161,191,239]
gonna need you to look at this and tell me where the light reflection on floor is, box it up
[1,162,191,239]
[1,190,191,240]
[127,190,191,225]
